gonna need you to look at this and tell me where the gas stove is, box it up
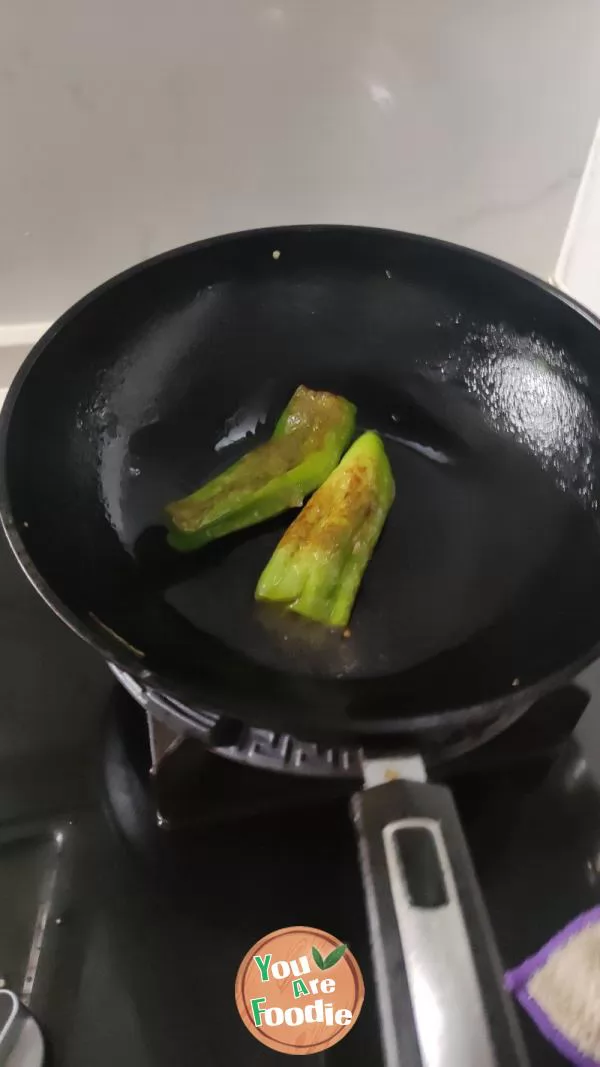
[2,531,600,1067]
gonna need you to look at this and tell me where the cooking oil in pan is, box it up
[161,363,600,690]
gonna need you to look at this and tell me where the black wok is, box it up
[4,225,600,1065]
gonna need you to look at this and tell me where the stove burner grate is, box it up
[110,664,362,778]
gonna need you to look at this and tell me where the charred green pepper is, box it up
[255,431,395,627]
[166,385,356,552]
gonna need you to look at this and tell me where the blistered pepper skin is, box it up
[255,431,395,627]
[165,386,356,552]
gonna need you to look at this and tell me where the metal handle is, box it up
[0,990,44,1067]
[352,777,528,1067]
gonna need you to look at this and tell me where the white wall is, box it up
[2,0,600,329]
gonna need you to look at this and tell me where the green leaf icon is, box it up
[311,946,326,970]
[322,944,348,969]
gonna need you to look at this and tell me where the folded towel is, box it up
[505,906,600,1066]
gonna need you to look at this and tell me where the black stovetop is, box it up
[2,532,600,1067]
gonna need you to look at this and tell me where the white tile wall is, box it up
[554,120,600,318]
[2,0,600,326]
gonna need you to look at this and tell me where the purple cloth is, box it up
[505,905,600,1067]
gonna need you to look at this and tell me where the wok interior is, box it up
[6,228,600,734]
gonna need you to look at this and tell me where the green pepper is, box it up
[255,431,395,627]
[166,385,356,552]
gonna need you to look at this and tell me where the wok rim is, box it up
[2,223,600,742]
